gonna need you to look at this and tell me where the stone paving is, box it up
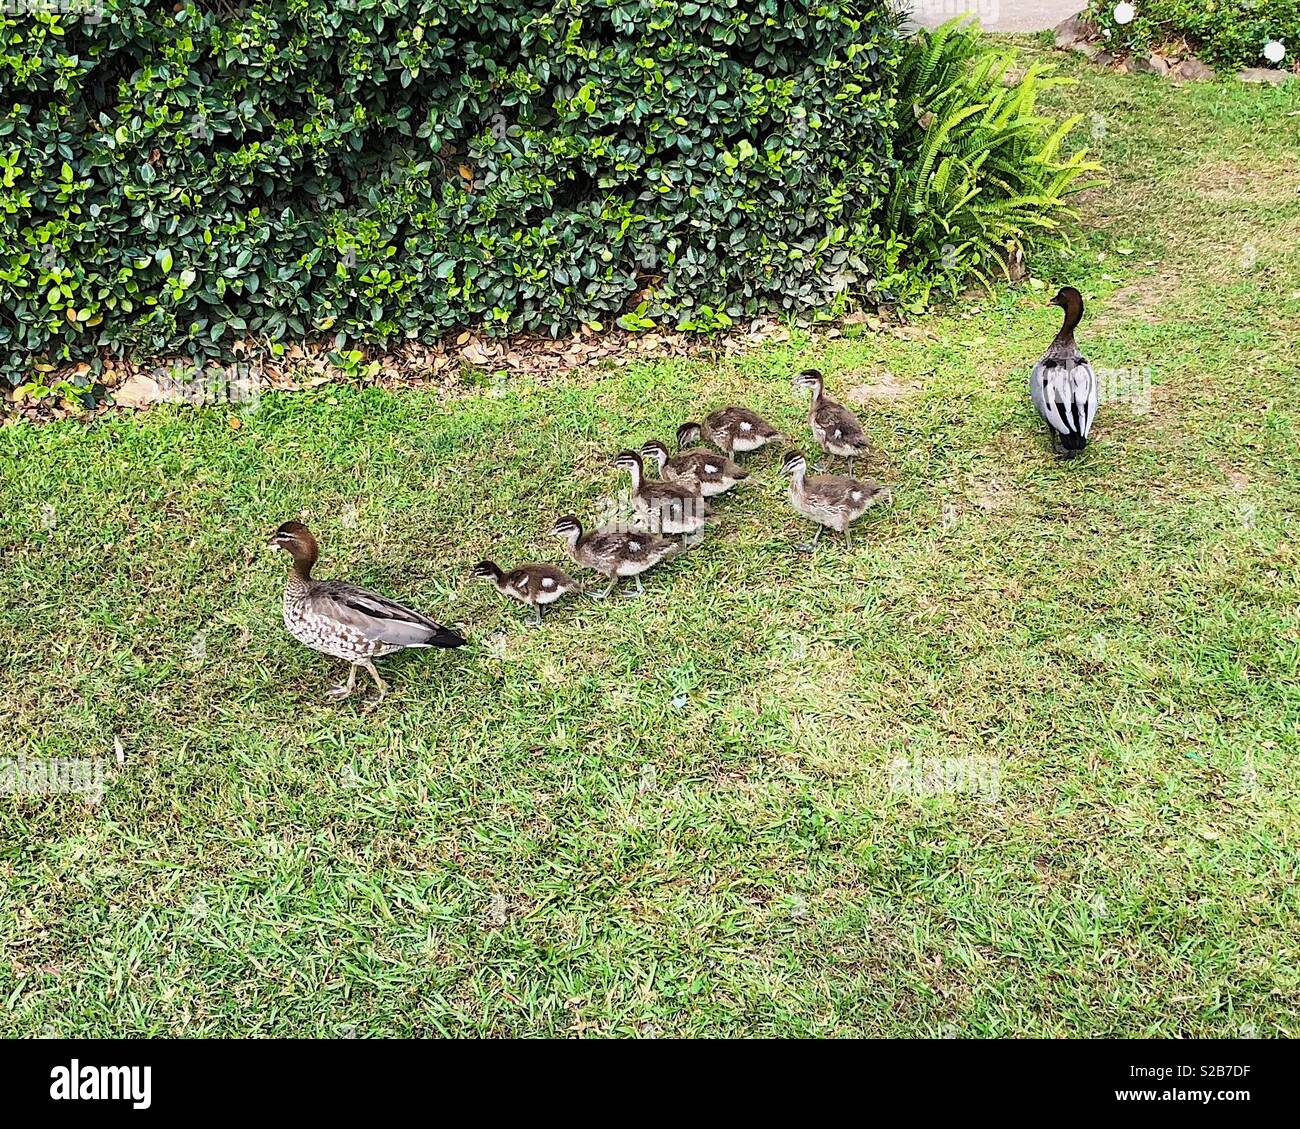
[907,0,1084,34]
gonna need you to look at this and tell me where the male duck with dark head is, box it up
[1030,286,1097,459]
[793,368,869,475]
[268,521,464,704]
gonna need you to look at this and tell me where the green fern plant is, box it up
[884,19,1104,303]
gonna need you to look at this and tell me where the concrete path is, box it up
[907,0,1083,33]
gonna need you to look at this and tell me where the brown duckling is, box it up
[793,368,869,475]
[640,437,747,498]
[470,560,578,626]
[779,452,889,552]
[693,408,783,460]
[268,521,465,703]
[611,449,711,537]
[550,514,680,598]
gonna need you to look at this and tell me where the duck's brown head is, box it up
[640,439,670,469]
[780,451,808,478]
[1050,286,1084,334]
[549,515,583,542]
[676,422,703,450]
[469,560,503,582]
[793,368,824,395]
[267,520,318,577]
[1050,286,1083,311]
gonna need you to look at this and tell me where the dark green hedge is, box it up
[1,0,904,384]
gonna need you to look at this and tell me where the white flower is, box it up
[1113,2,1136,25]
[1263,40,1286,65]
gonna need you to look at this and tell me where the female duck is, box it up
[780,452,888,552]
[794,369,869,475]
[640,437,747,497]
[470,560,577,626]
[1030,286,1098,458]
[611,449,710,537]
[268,521,464,703]
[550,515,680,598]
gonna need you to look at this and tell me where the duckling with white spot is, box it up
[611,449,712,539]
[550,514,680,599]
[793,368,870,475]
[779,451,890,552]
[470,560,578,626]
[640,436,748,497]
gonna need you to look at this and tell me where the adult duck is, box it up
[1031,286,1098,459]
[268,521,464,703]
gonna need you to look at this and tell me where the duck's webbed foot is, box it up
[589,576,619,599]
[327,665,359,700]
[796,526,825,554]
[360,660,388,708]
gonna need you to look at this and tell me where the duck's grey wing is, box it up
[582,530,636,566]
[645,481,698,505]
[522,564,576,588]
[308,581,465,648]
[740,408,782,438]
[718,406,779,437]
[814,400,868,446]
[584,530,679,566]
[638,534,682,563]
[1031,356,1098,439]
[805,474,869,508]
[506,566,574,600]
[1074,358,1099,438]
[502,569,536,600]
[689,452,747,482]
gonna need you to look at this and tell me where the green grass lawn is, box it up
[2,45,1298,1038]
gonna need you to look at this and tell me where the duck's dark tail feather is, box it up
[419,624,467,648]
[1060,431,1087,458]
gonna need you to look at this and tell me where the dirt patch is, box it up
[844,370,917,404]
[1219,465,1251,490]
[1194,161,1299,206]
[1098,274,1182,324]
[966,478,1018,513]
